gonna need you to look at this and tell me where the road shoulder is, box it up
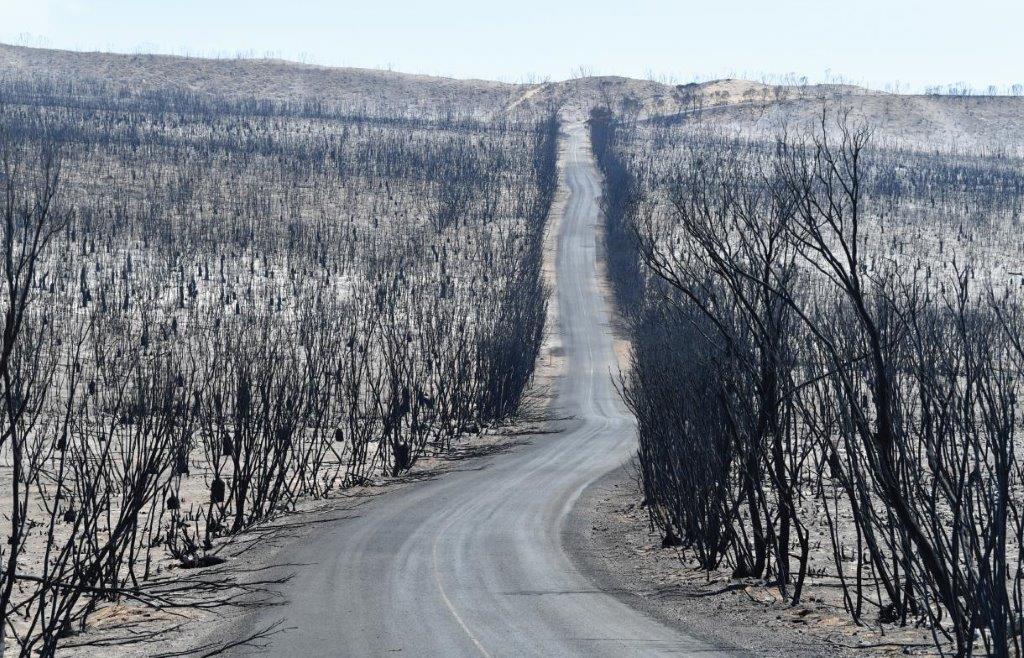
[563,466,934,657]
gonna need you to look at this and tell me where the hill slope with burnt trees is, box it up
[592,103,1024,655]
[0,69,556,654]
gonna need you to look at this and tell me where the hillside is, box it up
[0,43,879,119]
[0,42,526,116]
[3,43,1024,149]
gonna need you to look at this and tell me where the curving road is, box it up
[223,123,728,657]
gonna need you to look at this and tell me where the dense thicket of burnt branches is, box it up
[592,106,1024,656]
[0,76,557,655]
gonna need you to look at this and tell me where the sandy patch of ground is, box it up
[532,122,573,391]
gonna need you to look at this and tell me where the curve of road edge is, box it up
[221,122,734,657]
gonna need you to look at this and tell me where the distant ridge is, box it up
[0,43,524,116]
[0,42,873,117]
[2,43,1023,149]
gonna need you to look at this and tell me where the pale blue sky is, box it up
[1,0,1021,91]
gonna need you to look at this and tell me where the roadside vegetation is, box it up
[592,105,1024,656]
[0,75,557,655]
